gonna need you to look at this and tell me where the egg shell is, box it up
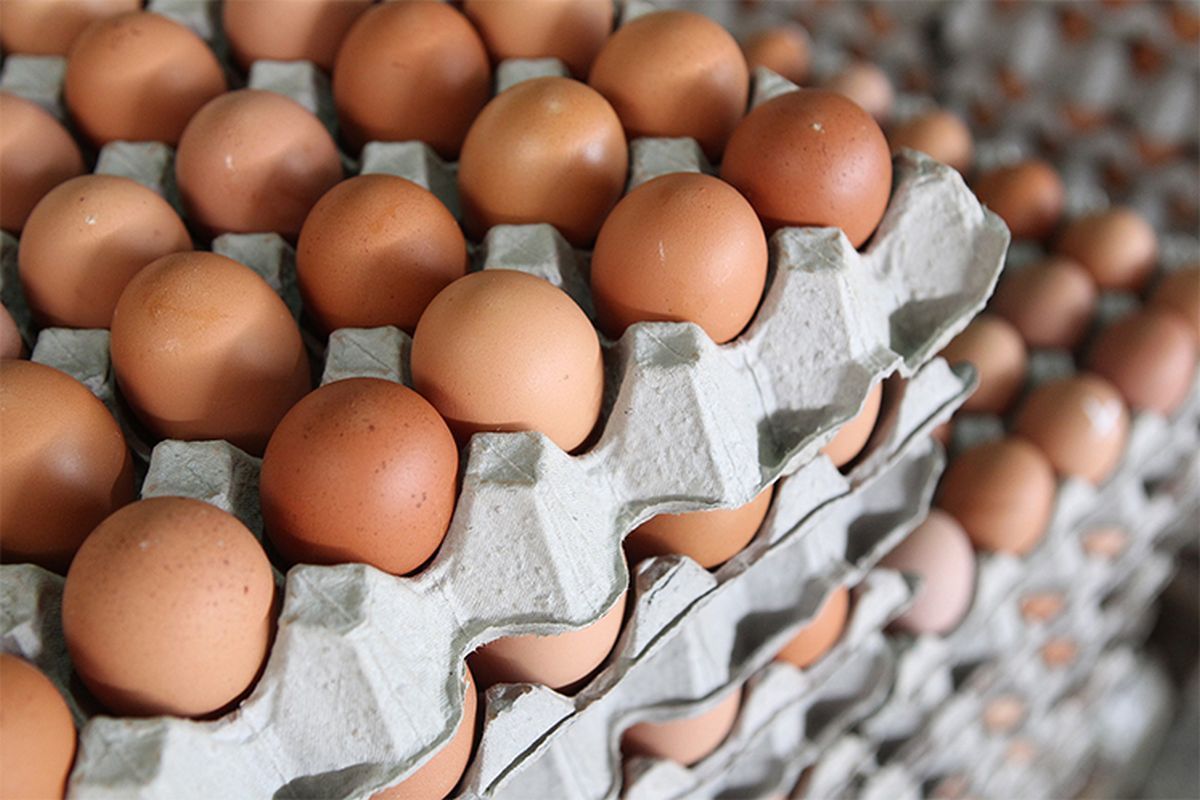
[622,688,741,766]
[0,92,85,233]
[741,24,811,85]
[1040,638,1078,668]
[888,109,973,173]
[880,509,976,635]
[1087,308,1197,416]
[463,0,613,78]
[1055,208,1158,292]
[937,314,1027,414]
[0,654,76,800]
[0,304,24,358]
[1019,590,1065,623]
[775,585,850,668]
[1148,267,1200,343]
[625,484,773,569]
[982,695,1025,734]
[990,257,1098,350]
[821,382,883,467]
[823,61,894,123]
[0,0,138,55]
[222,0,371,72]
[1013,374,1129,485]
[971,160,1064,241]
[1080,526,1127,560]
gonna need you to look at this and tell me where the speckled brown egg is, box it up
[972,160,1065,241]
[741,24,811,85]
[938,315,1028,414]
[622,688,741,766]
[1055,207,1158,292]
[1149,266,1200,343]
[1088,309,1197,416]
[1013,374,1129,485]
[463,0,613,78]
[821,383,883,467]
[0,654,76,800]
[0,92,85,233]
[990,257,1098,350]
[823,61,894,123]
[223,0,371,72]
[625,484,773,569]
[888,109,973,172]
[0,305,22,358]
[775,585,850,668]
[0,0,138,55]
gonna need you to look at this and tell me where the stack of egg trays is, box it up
[0,6,1009,798]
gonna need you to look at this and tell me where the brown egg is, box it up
[296,175,466,334]
[64,12,227,146]
[588,10,748,160]
[721,89,892,247]
[469,591,626,690]
[589,173,767,343]
[0,0,138,55]
[1014,374,1129,485]
[109,251,311,455]
[622,688,741,766]
[1019,590,1065,623]
[823,61,894,123]
[62,497,275,717]
[971,160,1065,241]
[1040,638,1078,669]
[1081,526,1127,560]
[881,510,976,635]
[625,484,773,569]
[333,1,490,157]
[0,360,134,573]
[1088,309,1197,416]
[0,92,85,233]
[1149,267,1200,343]
[222,0,371,72]
[19,175,192,328]
[261,378,458,575]
[411,270,604,451]
[741,24,811,85]
[938,438,1057,555]
[1055,207,1158,292]
[990,258,1098,350]
[458,77,627,246]
[821,383,883,467]
[887,109,973,173]
[982,695,1025,734]
[775,585,850,668]
[0,305,22,358]
[463,0,613,78]
[175,89,343,238]
[938,315,1027,414]
[0,655,76,800]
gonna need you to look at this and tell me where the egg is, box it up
[971,160,1064,241]
[887,109,973,173]
[589,173,768,344]
[880,510,976,635]
[64,12,227,146]
[1149,267,1200,343]
[0,305,22,358]
[1087,309,1197,416]
[412,270,604,452]
[1055,207,1158,292]
[721,89,892,247]
[588,10,748,160]
[261,378,458,575]
[775,585,850,668]
[222,0,371,73]
[18,175,192,328]
[1019,590,1065,623]
[462,0,613,78]
[0,654,76,800]
[823,61,894,123]
[625,484,773,569]
[333,1,490,158]
[741,24,811,85]
[0,0,138,55]
[62,497,276,717]
[469,590,626,691]
[0,360,134,573]
[0,92,85,233]
[990,257,1098,350]
[1013,374,1129,485]
[621,688,741,766]
[458,77,627,247]
[937,438,1057,555]
[821,382,884,467]
[982,695,1025,734]
[1081,526,1127,560]
[938,314,1027,414]
[109,251,311,455]
[1040,638,1078,668]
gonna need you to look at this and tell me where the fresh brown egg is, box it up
[1040,638,1078,669]
[741,24,811,85]
[721,89,892,247]
[937,438,1057,555]
[296,175,467,334]
[1013,374,1129,485]
[0,0,138,55]
[938,314,1027,414]
[333,1,490,158]
[222,0,371,72]
[0,305,22,358]
[411,270,604,452]
[821,383,883,467]
[588,10,748,160]
[1055,207,1158,292]
[0,92,85,233]
[622,688,741,766]
[625,484,773,569]
[1081,526,1127,560]
[1087,309,1197,416]
[109,251,311,455]
[880,510,976,634]
[1149,266,1200,343]
[982,695,1025,734]
[175,89,343,238]
[18,175,192,328]
[823,61,894,123]
[971,160,1065,241]
[0,654,76,800]
[887,109,973,173]
[458,76,626,246]
[0,360,134,573]
[990,257,1098,350]
[62,497,276,717]
[589,172,768,344]
[463,0,613,78]
[64,11,227,146]
[1020,590,1065,623]
[775,585,850,668]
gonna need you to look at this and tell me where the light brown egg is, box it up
[775,585,850,668]
[990,257,1098,350]
[0,360,134,573]
[1149,267,1200,343]
[625,484,773,569]
[887,109,973,173]
[937,438,1057,555]
[469,591,626,691]
[823,61,894,123]
[1081,526,1127,560]
[175,89,343,238]
[333,1,490,157]
[0,305,22,358]
[741,24,811,85]
[463,0,613,78]
[821,383,883,467]
[19,175,192,328]
[1014,374,1129,485]
[458,77,627,246]
[588,10,748,160]
[0,654,76,800]
[589,173,767,343]
[1055,207,1158,292]
[1040,638,1078,669]
[109,251,311,455]
[1087,309,1197,416]
[222,0,371,72]
[1019,590,1065,624]
[0,0,138,55]
[62,497,276,717]
[938,315,1027,414]
[411,270,604,452]
[721,89,892,247]
[0,92,85,233]
[622,688,741,766]
[64,12,227,146]
[971,160,1065,241]
[881,510,976,635]
[982,695,1025,734]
